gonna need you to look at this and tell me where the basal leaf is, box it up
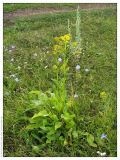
[63,139,68,146]
[55,122,62,130]
[31,110,49,119]
[72,130,78,138]
[87,134,97,147]
[46,139,51,144]
[32,145,40,154]
[26,124,40,130]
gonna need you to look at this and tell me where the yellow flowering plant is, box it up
[100,91,107,99]
[54,34,71,43]
[21,34,80,148]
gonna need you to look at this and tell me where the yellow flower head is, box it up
[60,34,71,42]
[100,91,107,99]
[53,44,61,51]
[54,34,71,44]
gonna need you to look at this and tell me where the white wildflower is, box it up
[11,45,16,49]
[10,74,16,78]
[74,94,78,98]
[97,151,101,154]
[9,50,12,53]
[76,65,80,70]
[100,152,106,156]
[45,66,48,69]
[10,58,14,62]
[17,66,21,70]
[85,68,90,72]
[97,151,106,157]
[33,53,37,57]
[58,58,62,62]
[15,78,19,82]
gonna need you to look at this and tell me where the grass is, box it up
[3,3,116,13]
[3,5,117,157]
[3,3,79,12]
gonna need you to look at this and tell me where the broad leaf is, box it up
[87,134,97,147]
[72,131,78,138]
[26,124,40,130]
[32,145,40,154]
[64,139,68,146]
[55,122,62,130]
[31,110,49,119]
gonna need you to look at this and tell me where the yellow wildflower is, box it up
[54,34,71,44]
[54,37,60,42]
[60,34,71,42]
[100,91,107,99]
[53,44,61,51]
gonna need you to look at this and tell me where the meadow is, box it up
[3,4,117,157]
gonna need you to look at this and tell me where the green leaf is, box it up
[59,136,64,141]
[72,131,78,138]
[64,139,68,146]
[47,128,55,136]
[31,100,43,106]
[46,134,56,142]
[49,113,58,121]
[87,134,97,147]
[31,133,41,142]
[46,139,51,144]
[31,110,49,119]
[26,124,40,130]
[32,145,40,154]
[29,90,48,105]
[82,132,89,136]
[55,122,62,130]
[61,112,75,122]
[29,90,41,95]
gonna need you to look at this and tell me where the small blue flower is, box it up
[101,133,107,139]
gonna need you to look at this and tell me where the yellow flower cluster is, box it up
[54,34,71,43]
[100,91,107,99]
[53,44,61,51]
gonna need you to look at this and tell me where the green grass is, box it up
[3,6,117,157]
[3,3,79,12]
